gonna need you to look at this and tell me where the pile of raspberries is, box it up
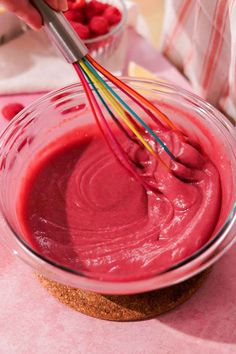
[65,0,122,39]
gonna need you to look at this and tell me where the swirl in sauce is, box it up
[18,116,222,281]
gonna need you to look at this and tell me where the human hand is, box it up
[0,0,68,30]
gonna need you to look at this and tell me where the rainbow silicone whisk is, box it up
[32,0,177,178]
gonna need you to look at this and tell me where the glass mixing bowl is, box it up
[0,78,235,295]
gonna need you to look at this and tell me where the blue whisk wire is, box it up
[81,57,175,160]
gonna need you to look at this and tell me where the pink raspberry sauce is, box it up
[17,106,232,281]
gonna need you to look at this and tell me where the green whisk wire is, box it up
[81,57,175,160]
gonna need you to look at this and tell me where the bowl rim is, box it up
[83,0,128,44]
[0,77,236,294]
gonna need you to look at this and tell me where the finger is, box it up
[46,0,68,11]
[0,0,43,29]
[58,0,68,11]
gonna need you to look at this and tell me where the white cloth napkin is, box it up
[0,1,150,95]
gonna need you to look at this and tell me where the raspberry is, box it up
[72,22,90,39]
[68,0,76,10]
[89,16,109,35]
[65,10,85,23]
[85,1,108,18]
[104,6,122,25]
[72,0,86,10]
[2,103,25,121]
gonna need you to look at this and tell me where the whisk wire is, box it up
[80,61,162,161]
[74,63,150,185]
[80,58,175,161]
[86,55,177,131]
[79,63,133,140]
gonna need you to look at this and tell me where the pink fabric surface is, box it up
[0,35,235,354]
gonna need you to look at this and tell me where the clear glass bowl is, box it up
[83,0,127,64]
[0,78,235,295]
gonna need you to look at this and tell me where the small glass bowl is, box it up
[0,78,235,295]
[14,0,127,68]
[83,0,128,64]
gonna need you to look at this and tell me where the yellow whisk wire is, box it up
[80,61,168,166]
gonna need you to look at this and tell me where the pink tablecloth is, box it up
[0,32,236,354]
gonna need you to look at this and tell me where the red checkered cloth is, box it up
[161,0,236,120]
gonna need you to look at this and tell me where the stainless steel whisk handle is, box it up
[31,0,88,63]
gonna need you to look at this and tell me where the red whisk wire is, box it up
[86,54,177,131]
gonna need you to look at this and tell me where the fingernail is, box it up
[59,0,68,11]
